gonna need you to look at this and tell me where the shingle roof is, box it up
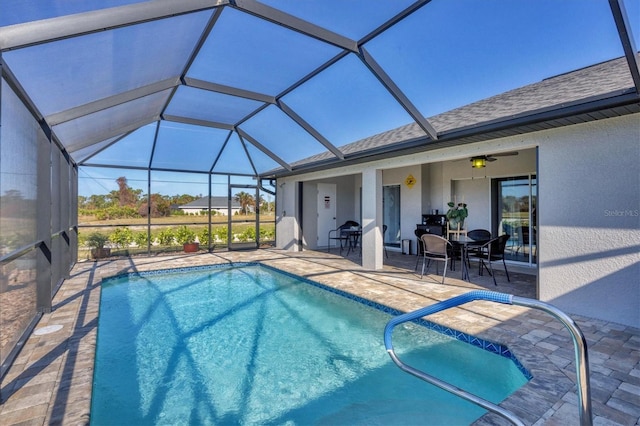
[287,55,638,170]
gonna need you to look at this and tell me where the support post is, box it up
[361,168,383,269]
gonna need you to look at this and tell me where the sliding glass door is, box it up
[495,175,537,265]
[383,185,401,249]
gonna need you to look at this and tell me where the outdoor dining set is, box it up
[415,227,511,286]
[328,220,510,286]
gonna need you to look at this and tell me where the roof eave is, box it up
[263,90,640,179]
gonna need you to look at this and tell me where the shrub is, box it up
[77,233,87,247]
[260,228,275,241]
[213,226,228,243]
[157,228,176,246]
[110,227,133,248]
[133,231,150,247]
[86,232,109,249]
[175,225,196,245]
[198,228,210,246]
[242,227,256,242]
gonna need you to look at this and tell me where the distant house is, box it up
[178,196,242,216]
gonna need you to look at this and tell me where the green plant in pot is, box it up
[175,225,199,253]
[86,232,111,259]
[446,202,468,230]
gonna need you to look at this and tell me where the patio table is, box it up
[449,236,489,281]
[343,228,362,256]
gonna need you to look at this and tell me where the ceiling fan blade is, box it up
[485,156,498,161]
[491,151,519,157]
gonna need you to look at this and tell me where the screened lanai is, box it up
[1,0,640,383]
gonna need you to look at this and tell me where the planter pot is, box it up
[448,219,464,231]
[183,242,199,253]
[91,248,111,259]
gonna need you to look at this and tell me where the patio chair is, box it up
[328,220,359,254]
[471,234,511,286]
[467,229,491,241]
[515,225,537,257]
[420,234,453,284]
[464,229,492,268]
[382,224,389,259]
[414,228,429,270]
[502,223,516,250]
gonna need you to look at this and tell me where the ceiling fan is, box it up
[470,151,519,168]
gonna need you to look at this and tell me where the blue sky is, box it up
[8,1,635,197]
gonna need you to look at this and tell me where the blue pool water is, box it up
[91,264,529,425]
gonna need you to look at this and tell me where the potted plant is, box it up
[86,232,111,259]
[446,201,468,230]
[175,225,199,253]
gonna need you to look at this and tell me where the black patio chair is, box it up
[328,220,359,254]
[515,225,537,257]
[382,224,389,259]
[471,234,511,286]
[465,229,492,266]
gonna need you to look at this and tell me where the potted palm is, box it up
[175,226,199,253]
[87,232,111,259]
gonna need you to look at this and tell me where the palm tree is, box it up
[234,191,255,215]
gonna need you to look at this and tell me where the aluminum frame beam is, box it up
[0,0,227,51]
[609,0,640,93]
[237,134,259,176]
[162,114,235,131]
[277,100,344,160]
[64,115,160,153]
[209,131,234,172]
[360,0,433,45]
[236,128,292,171]
[76,133,132,165]
[46,78,180,126]
[359,47,438,141]
[185,77,276,104]
[231,0,358,52]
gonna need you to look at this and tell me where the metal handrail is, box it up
[384,290,592,426]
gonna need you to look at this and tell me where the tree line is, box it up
[79,177,273,220]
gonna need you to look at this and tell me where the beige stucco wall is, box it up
[537,114,639,328]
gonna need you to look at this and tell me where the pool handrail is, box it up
[384,290,592,426]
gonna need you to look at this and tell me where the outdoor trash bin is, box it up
[402,239,411,255]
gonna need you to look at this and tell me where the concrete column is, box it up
[361,167,383,269]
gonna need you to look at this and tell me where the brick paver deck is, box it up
[1,249,638,425]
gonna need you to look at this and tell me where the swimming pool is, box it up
[91,263,529,425]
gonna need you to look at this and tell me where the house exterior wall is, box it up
[336,176,358,225]
[537,114,639,328]
[275,113,639,327]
